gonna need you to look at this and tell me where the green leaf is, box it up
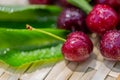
[0,5,61,29]
[67,0,92,14]
[0,5,65,67]
[0,5,61,13]
[0,44,63,66]
[0,28,69,50]
[0,19,57,29]
[0,5,61,21]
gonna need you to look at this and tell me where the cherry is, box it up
[62,31,93,61]
[29,0,53,4]
[86,4,118,35]
[95,0,120,10]
[100,30,120,61]
[57,7,87,32]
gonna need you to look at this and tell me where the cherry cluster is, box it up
[29,0,120,62]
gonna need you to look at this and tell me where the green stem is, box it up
[26,24,66,42]
[67,0,93,14]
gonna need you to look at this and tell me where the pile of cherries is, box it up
[29,0,120,62]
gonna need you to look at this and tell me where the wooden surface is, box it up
[0,33,120,80]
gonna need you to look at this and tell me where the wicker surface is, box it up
[0,34,120,80]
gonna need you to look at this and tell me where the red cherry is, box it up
[62,31,93,61]
[100,30,120,61]
[86,4,118,35]
[67,31,93,51]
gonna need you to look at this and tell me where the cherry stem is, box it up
[26,24,66,42]
[67,0,93,14]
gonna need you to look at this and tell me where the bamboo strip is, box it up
[7,64,32,80]
[109,68,120,78]
[20,62,45,80]
[105,75,116,80]
[69,57,93,80]
[0,62,9,76]
[109,62,120,78]
[25,63,55,80]
[55,62,78,80]
[20,62,56,80]
[0,73,10,80]
[45,61,69,80]
[0,60,118,80]
[89,59,102,70]
[7,74,20,80]
[80,68,96,80]
[91,60,116,80]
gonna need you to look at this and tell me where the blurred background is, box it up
[0,0,29,5]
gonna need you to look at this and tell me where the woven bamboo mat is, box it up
[0,33,120,80]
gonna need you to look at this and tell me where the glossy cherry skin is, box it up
[67,31,93,51]
[57,7,87,32]
[29,0,53,4]
[86,4,118,35]
[62,31,93,62]
[100,30,120,61]
[95,0,120,10]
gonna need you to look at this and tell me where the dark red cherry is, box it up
[62,31,93,62]
[95,0,120,10]
[29,0,53,4]
[86,4,118,35]
[100,30,120,61]
[57,7,87,32]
